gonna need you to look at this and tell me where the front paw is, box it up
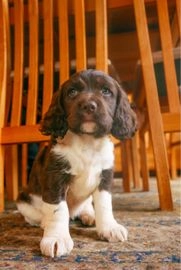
[40,235,74,257]
[80,213,95,226]
[98,222,128,242]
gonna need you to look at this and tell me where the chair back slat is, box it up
[95,0,108,73]
[58,0,69,84]
[0,0,11,127]
[0,0,9,128]
[10,0,24,126]
[156,0,180,113]
[26,0,39,125]
[74,0,86,71]
[42,0,54,115]
[176,0,181,38]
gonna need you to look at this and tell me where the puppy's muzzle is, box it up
[78,100,98,133]
[79,100,97,115]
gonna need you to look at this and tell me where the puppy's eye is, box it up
[68,88,78,98]
[101,87,112,96]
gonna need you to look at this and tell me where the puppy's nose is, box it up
[80,101,97,114]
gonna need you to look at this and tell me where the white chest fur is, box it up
[52,132,114,198]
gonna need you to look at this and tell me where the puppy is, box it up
[17,69,137,258]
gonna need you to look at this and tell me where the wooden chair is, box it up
[0,0,108,212]
[168,133,181,179]
[133,0,180,210]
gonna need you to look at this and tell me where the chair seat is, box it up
[1,125,48,145]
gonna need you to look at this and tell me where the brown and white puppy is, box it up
[17,69,137,258]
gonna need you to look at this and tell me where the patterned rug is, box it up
[0,178,180,270]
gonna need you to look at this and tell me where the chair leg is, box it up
[21,143,28,187]
[0,145,5,212]
[170,147,178,179]
[130,133,141,189]
[121,140,132,192]
[139,132,149,191]
[150,130,173,210]
[170,134,179,179]
[133,0,173,210]
[5,145,19,201]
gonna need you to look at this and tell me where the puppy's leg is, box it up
[93,189,128,242]
[40,200,73,258]
[69,196,95,226]
[17,192,43,226]
[70,196,95,226]
[79,196,95,226]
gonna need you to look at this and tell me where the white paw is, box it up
[25,216,40,227]
[98,222,128,242]
[80,213,95,226]
[40,235,74,257]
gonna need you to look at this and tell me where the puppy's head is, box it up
[40,69,137,140]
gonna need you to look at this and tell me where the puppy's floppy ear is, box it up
[111,82,137,140]
[40,89,68,138]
